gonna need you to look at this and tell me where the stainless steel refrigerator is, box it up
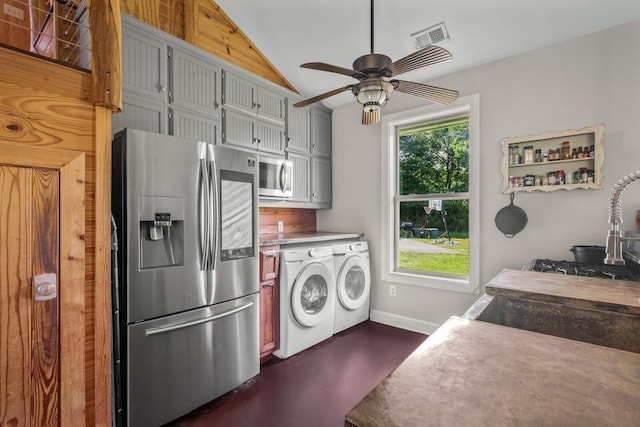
[111,128,260,427]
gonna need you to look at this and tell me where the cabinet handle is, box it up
[262,281,275,287]
[159,85,166,93]
[263,250,278,258]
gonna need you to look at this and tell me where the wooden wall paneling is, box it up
[0,165,31,424]
[91,0,123,112]
[119,0,185,39]
[92,106,113,427]
[0,45,108,425]
[0,143,87,425]
[193,0,297,92]
[0,0,31,50]
[31,168,61,426]
[259,207,316,235]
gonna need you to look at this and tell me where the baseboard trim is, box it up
[369,310,440,335]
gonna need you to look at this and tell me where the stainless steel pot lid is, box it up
[495,193,528,238]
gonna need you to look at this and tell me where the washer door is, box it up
[337,255,370,310]
[291,263,332,327]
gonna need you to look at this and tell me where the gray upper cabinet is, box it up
[222,109,285,155]
[171,109,221,145]
[119,14,333,208]
[222,70,285,124]
[113,94,169,135]
[286,101,310,154]
[310,107,331,158]
[311,157,332,206]
[287,152,311,203]
[121,24,168,103]
[169,46,221,116]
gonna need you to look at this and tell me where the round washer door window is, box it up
[291,263,332,327]
[337,255,370,310]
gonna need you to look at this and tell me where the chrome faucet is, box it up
[605,170,640,265]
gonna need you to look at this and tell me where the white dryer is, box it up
[273,245,336,359]
[332,241,371,334]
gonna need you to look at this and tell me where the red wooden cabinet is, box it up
[259,246,280,360]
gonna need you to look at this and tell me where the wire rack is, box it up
[0,0,91,70]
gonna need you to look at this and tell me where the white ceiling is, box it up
[215,0,640,109]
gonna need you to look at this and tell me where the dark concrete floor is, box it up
[165,320,427,427]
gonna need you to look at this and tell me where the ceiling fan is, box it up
[293,0,459,125]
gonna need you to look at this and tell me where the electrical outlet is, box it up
[389,285,396,297]
[277,220,284,233]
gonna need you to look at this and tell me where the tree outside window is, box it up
[396,116,470,277]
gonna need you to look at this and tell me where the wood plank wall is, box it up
[259,207,317,235]
[119,0,297,92]
[0,45,109,426]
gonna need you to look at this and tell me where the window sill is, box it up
[383,269,480,294]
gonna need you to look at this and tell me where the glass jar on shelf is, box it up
[561,141,571,160]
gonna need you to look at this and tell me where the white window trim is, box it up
[380,93,480,294]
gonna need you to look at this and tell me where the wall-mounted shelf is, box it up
[501,124,604,193]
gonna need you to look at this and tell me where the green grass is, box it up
[399,238,470,276]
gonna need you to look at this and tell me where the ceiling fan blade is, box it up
[293,85,354,108]
[301,62,366,79]
[393,80,459,104]
[382,45,453,77]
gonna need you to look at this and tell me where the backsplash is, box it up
[259,207,316,235]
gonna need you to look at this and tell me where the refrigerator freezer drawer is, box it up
[126,293,260,427]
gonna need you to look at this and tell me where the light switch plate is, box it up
[277,221,284,233]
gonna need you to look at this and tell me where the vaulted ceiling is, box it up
[216,0,640,109]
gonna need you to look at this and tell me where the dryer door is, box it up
[291,262,332,327]
[337,255,370,310]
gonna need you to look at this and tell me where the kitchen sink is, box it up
[464,285,640,354]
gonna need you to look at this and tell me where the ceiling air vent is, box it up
[411,22,450,49]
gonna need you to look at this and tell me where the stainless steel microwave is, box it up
[259,157,293,198]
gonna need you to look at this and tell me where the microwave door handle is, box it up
[209,159,218,271]
[279,162,288,193]
[198,158,210,270]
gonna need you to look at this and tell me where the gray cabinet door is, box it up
[286,102,310,153]
[222,109,255,151]
[170,46,221,116]
[312,157,332,206]
[288,152,311,202]
[112,94,169,135]
[256,120,285,155]
[256,86,285,124]
[121,23,168,103]
[310,108,331,158]
[171,109,221,145]
[222,71,256,114]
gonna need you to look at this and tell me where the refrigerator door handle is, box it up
[144,302,254,336]
[199,158,210,270]
[209,158,219,271]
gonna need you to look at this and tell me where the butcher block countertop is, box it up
[259,231,362,246]
[345,270,640,427]
[345,316,640,427]
[485,268,640,315]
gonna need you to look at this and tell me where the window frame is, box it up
[380,94,480,294]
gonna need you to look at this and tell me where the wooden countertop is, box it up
[259,231,363,246]
[486,269,640,315]
[345,316,640,427]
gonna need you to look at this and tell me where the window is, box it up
[381,94,480,293]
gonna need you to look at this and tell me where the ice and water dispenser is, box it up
[138,196,184,268]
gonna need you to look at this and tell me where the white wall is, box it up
[317,20,640,334]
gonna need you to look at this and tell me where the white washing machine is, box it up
[273,245,336,359]
[333,241,371,334]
